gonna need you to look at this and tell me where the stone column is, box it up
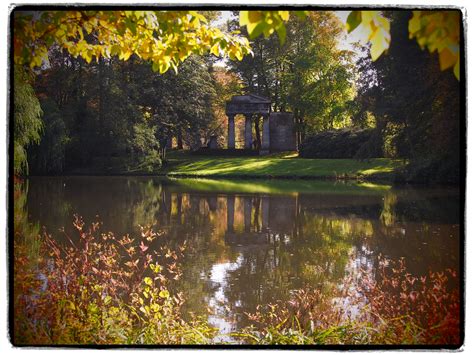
[244,114,253,149]
[244,196,252,232]
[227,114,235,149]
[261,114,270,154]
[262,195,269,230]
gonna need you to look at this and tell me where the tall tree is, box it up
[31,48,220,172]
[228,11,356,145]
[356,11,460,182]
[13,68,43,175]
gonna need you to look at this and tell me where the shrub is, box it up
[299,128,381,159]
[13,216,216,345]
[236,255,460,346]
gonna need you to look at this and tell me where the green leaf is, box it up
[247,22,266,40]
[276,24,287,45]
[346,11,362,34]
[124,17,137,35]
[295,11,309,19]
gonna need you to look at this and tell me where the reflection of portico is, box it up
[225,195,271,245]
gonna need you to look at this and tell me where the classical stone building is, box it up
[225,94,296,154]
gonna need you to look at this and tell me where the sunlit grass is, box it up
[165,151,406,180]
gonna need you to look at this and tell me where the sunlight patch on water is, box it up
[206,255,244,342]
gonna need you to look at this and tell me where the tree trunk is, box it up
[98,57,107,158]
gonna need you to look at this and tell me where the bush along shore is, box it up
[13,216,461,346]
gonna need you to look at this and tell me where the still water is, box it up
[25,176,461,339]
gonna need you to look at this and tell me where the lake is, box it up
[24,176,461,341]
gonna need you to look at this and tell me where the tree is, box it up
[131,55,218,157]
[281,12,356,141]
[240,10,461,80]
[355,11,460,182]
[28,99,69,174]
[229,11,356,145]
[211,67,243,147]
[13,68,43,174]
[30,46,221,171]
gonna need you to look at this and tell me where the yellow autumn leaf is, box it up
[234,47,243,61]
[159,61,170,74]
[248,11,262,24]
[239,11,250,27]
[370,27,390,61]
[377,15,390,32]
[439,47,458,71]
[361,11,377,26]
[453,58,460,80]
[82,49,92,63]
[278,11,290,22]
[29,54,43,69]
[15,10,252,73]
[119,49,133,61]
[210,43,220,57]
[408,14,421,37]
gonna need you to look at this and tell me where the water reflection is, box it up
[25,176,460,337]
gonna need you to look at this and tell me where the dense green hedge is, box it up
[299,128,381,159]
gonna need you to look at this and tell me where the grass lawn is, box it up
[163,151,406,181]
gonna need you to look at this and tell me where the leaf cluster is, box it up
[13,10,252,74]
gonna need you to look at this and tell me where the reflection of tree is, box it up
[380,191,397,227]
[365,188,461,275]
[14,178,41,261]
[162,193,239,322]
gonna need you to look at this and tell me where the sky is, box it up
[334,11,371,53]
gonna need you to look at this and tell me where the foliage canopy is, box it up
[14,10,252,73]
[239,10,461,80]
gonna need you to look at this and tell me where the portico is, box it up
[225,94,297,154]
[225,94,271,154]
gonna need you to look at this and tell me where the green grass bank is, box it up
[162,151,406,181]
